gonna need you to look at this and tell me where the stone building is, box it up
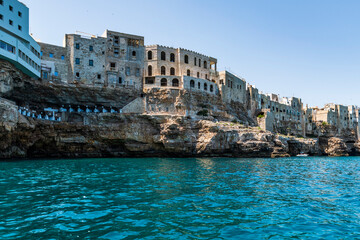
[38,30,144,89]
[0,0,41,78]
[218,71,246,104]
[38,42,68,82]
[143,45,218,95]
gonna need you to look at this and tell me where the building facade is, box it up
[0,0,41,78]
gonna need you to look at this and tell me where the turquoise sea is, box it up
[1,157,360,239]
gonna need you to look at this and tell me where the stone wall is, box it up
[218,71,246,104]
[0,97,18,128]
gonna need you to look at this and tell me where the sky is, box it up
[21,0,360,107]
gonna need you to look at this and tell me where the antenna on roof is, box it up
[75,31,97,38]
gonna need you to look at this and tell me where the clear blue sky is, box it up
[22,0,360,107]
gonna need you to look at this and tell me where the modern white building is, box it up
[0,0,41,78]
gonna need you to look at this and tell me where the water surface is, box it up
[1,157,360,239]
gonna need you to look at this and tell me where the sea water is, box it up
[1,157,360,239]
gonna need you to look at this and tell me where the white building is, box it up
[0,0,41,78]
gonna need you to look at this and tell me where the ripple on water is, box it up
[1,157,360,239]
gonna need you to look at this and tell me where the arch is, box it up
[148,51,152,60]
[132,51,136,57]
[161,66,166,75]
[170,53,175,62]
[170,67,175,75]
[204,60,207,68]
[161,51,166,61]
[194,57,197,66]
[172,78,179,87]
[190,80,195,88]
[198,82,201,89]
[148,65,152,76]
[187,69,190,76]
[184,55,189,64]
[161,78,167,86]
[210,84,214,92]
[197,72,200,78]
[205,74,208,80]
[204,83,208,91]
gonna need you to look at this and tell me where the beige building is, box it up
[143,45,219,95]
[218,71,246,104]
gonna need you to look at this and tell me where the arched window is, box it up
[205,74,208,80]
[148,65,152,76]
[190,80,195,88]
[148,51,153,60]
[210,84,214,92]
[198,59,201,67]
[197,72,200,78]
[170,53,175,62]
[172,78,179,87]
[204,61,207,69]
[132,51,136,57]
[161,78,167,86]
[194,57,197,66]
[161,66,166,75]
[170,67,175,75]
[187,69,190,76]
[198,82,201,89]
[204,83,208,91]
[161,51,166,61]
[184,55,189,64]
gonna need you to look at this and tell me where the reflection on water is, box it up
[1,157,360,239]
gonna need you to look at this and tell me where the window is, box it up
[187,69,190,76]
[148,51,152,60]
[61,55,65,60]
[114,48,119,56]
[170,53,175,62]
[114,36,119,45]
[161,66,166,75]
[194,57,197,66]
[75,58,80,65]
[89,45,93,51]
[161,78,167,86]
[119,77,122,84]
[197,72,200,78]
[75,43,80,49]
[132,51,136,57]
[204,83,208,91]
[40,51,43,57]
[110,62,116,68]
[97,74,101,79]
[205,74,208,80]
[9,20,13,26]
[43,72,48,80]
[198,82,201,89]
[126,67,130,76]
[136,68,140,77]
[198,59,201,67]
[190,80,195,88]
[76,72,80,78]
[54,71,59,77]
[161,51,166,61]
[89,60,94,66]
[148,65,152,76]
[18,11,22,17]
[184,55,189,64]
[170,67,175,75]
[0,15,3,21]
[210,85,214,92]
[172,78,179,87]
[9,5,13,11]
[204,61,207,69]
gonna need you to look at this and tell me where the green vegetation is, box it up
[322,121,328,126]
[257,113,265,118]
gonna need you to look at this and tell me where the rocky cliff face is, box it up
[0,114,310,159]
